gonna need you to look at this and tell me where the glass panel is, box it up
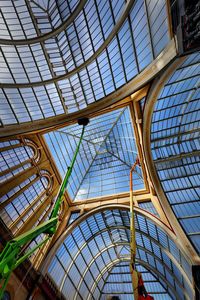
[151,53,200,254]
[0,0,170,125]
[44,107,144,201]
[47,209,193,299]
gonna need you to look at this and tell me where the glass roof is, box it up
[0,0,170,126]
[47,208,193,300]
[44,106,144,200]
[139,201,159,218]
[150,52,200,254]
[1,1,199,298]
[101,262,172,300]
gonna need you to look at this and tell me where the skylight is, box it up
[44,106,144,201]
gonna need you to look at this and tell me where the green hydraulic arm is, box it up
[0,118,89,299]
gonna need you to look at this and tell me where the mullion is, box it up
[77,8,93,60]
[153,108,199,128]
[53,133,80,196]
[119,210,130,245]
[64,134,85,181]
[85,219,110,278]
[101,212,120,261]
[177,59,200,71]
[86,172,91,199]
[153,144,200,157]
[27,45,52,118]
[120,112,133,164]
[116,114,129,163]
[73,150,99,200]
[112,211,125,243]
[82,8,105,100]
[143,0,155,59]
[54,132,73,173]
[71,227,102,295]
[108,0,127,83]
[147,0,165,36]
[171,199,200,206]
[152,118,200,136]
[127,15,140,72]
[78,239,106,291]
[25,1,65,115]
[11,1,32,39]
[157,171,200,184]
[151,126,200,142]
[1,88,19,124]
[86,164,129,178]
[64,22,88,108]
[94,214,116,268]
[46,133,66,175]
[64,239,95,300]
[164,72,200,88]
[164,184,198,194]
[157,88,196,103]
[55,27,79,110]
[154,153,200,166]
[56,249,84,300]
[16,47,41,121]
[153,97,200,117]
[55,0,71,23]
[156,226,168,285]
[140,220,152,269]
[0,43,33,121]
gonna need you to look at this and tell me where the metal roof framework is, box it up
[0,0,170,126]
[44,106,144,201]
[149,52,200,255]
[44,206,194,300]
[0,0,199,299]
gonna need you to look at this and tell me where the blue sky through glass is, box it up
[44,106,144,201]
[151,52,200,254]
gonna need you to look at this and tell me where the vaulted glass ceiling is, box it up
[47,209,194,300]
[44,106,144,200]
[101,262,172,299]
[0,1,199,299]
[0,0,170,126]
[151,52,200,254]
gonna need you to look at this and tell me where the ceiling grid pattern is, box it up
[47,209,194,300]
[0,0,170,125]
[150,52,200,254]
[1,1,199,299]
[44,107,144,200]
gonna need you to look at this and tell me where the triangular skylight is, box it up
[44,107,144,201]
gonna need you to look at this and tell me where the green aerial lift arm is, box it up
[0,118,89,299]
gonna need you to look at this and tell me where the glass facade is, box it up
[101,262,172,300]
[0,1,199,299]
[139,201,159,217]
[151,52,200,254]
[0,0,170,125]
[48,209,193,300]
[44,106,144,200]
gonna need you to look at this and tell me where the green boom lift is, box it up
[0,117,89,299]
